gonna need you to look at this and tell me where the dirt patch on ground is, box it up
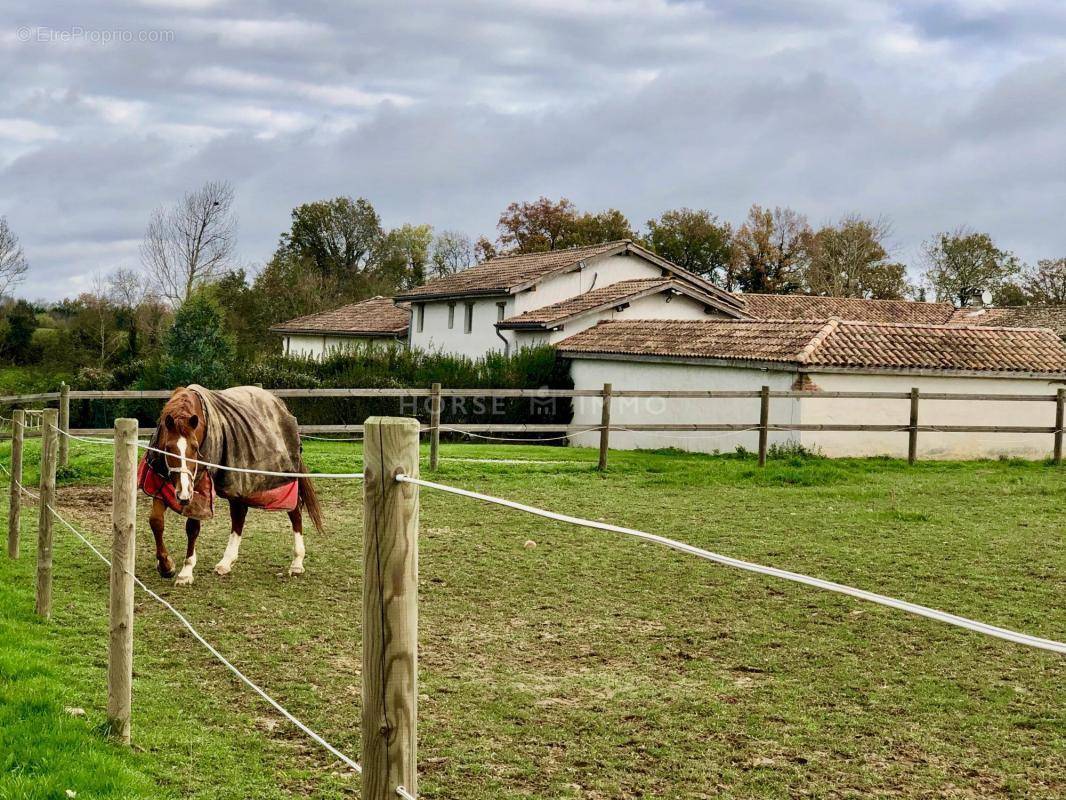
[56,485,112,513]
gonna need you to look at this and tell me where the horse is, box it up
[139,385,324,586]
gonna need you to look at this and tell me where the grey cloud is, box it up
[1,0,1064,299]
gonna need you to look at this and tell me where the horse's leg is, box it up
[215,500,247,576]
[175,517,200,586]
[287,507,305,577]
[150,498,176,578]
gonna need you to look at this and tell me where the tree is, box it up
[208,269,264,360]
[920,228,1020,306]
[141,181,237,306]
[0,216,29,298]
[378,223,434,289]
[0,300,39,364]
[569,208,635,247]
[1019,258,1066,304]
[497,196,579,253]
[729,205,811,293]
[431,230,474,277]
[278,196,383,278]
[74,288,123,367]
[474,236,497,262]
[804,215,908,299]
[496,197,635,254]
[107,268,149,358]
[645,208,732,283]
[161,292,236,387]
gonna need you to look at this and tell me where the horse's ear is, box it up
[164,414,176,432]
[188,414,199,430]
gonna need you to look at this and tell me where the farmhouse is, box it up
[558,318,1066,460]
[393,240,744,357]
[269,296,409,358]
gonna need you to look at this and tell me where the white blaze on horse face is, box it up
[176,436,192,501]
[289,532,305,576]
[215,532,241,576]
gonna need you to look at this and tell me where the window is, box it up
[497,301,506,322]
[447,302,455,329]
[416,304,425,333]
[464,302,474,334]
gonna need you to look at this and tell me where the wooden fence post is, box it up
[59,381,70,468]
[908,388,920,465]
[107,418,138,744]
[1055,388,1065,466]
[429,383,441,471]
[758,385,770,467]
[598,383,612,471]
[7,409,24,559]
[362,417,419,800]
[36,409,58,618]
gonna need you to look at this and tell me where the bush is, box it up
[64,343,573,432]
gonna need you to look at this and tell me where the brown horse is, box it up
[141,386,324,586]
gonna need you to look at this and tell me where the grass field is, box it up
[1,437,1064,798]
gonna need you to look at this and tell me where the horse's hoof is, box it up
[174,574,194,587]
[214,562,232,576]
[288,564,304,577]
[159,565,177,580]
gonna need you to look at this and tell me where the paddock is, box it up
[1,432,1063,799]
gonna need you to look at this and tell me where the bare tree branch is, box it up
[140,181,237,306]
[0,216,30,298]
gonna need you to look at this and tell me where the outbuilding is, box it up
[558,318,1066,459]
[270,296,409,358]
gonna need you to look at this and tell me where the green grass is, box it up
[0,559,157,799]
[0,438,1064,798]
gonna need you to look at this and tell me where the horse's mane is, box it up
[161,388,203,434]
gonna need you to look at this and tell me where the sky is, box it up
[1,0,1065,301]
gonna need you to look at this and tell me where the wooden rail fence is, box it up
[4,384,1066,469]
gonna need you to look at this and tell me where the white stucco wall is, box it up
[511,253,664,315]
[284,334,401,359]
[568,358,800,453]
[798,371,1064,459]
[406,253,690,358]
[408,296,515,358]
[567,357,1066,460]
[512,292,731,351]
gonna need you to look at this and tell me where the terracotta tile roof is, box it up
[948,305,1066,338]
[395,241,629,300]
[557,319,829,364]
[497,278,739,329]
[269,296,409,336]
[556,318,1066,374]
[739,293,956,325]
[395,240,742,309]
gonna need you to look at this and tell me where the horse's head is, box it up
[155,389,206,507]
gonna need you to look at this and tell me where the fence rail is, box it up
[4,387,1065,401]
[4,384,1066,468]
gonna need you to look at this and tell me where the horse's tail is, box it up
[297,462,325,533]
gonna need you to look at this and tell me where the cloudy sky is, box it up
[2,0,1065,300]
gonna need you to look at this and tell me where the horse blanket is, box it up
[138,385,302,520]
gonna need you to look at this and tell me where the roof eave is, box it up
[559,350,1066,380]
[393,288,512,302]
[270,327,408,337]
[499,280,743,330]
